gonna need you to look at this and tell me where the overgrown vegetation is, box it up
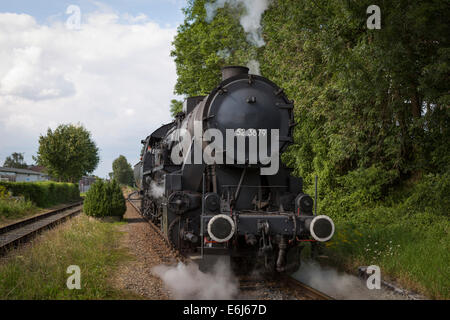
[0,185,38,225]
[0,181,80,208]
[0,199,37,224]
[322,172,450,299]
[0,215,135,299]
[172,0,449,298]
[83,180,126,218]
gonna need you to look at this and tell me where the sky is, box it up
[0,0,187,179]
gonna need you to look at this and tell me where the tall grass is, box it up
[0,198,38,225]
[324,213,449,299]
[0,214,136,299]
[319,173,450,299]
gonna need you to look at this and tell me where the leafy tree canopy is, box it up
[261,0,449,193]
[112,155,134,186]
[170,99,183,118]
[171,0,258,97]
[34,124,99,182]
[3,152,28,169]
[172,0,449,204]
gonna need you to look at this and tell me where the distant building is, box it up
[0,166,50,182]
[28,165,47,173]
[79,176,96,193]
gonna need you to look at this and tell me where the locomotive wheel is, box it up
[168,217,182,250]
[142,197,152,218]
[149,202,158,224]
[142,197,158,223]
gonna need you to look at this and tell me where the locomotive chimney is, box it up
[221,66,249,81]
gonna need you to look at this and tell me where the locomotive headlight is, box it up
[308,215,335,242]
[207,214,235,243]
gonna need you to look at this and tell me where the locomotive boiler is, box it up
[134,66,334,273]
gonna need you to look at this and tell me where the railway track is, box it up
[238,275,332,300]
[127,193,184,261]
[0,201,83,254]
[278,275,333,300]
[127,194,333,300]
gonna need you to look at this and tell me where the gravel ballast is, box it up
[112,201,179,299]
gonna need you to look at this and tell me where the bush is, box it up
[0,185,8,198]
[83,180,126,218]
[401,172,450,216]
[338,165,399,204]
[0,181,80,208]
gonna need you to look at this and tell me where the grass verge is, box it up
[0,214,136,299]
[0,198,38,226]
[321,205,449,299]
[308,172,450,299]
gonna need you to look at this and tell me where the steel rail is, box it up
[279,274,333,300]
[127,195,185,262]
[0,201,83,254]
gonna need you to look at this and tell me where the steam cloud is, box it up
[205,0,272,48]
[150,181,165,198]
[292,261,403,300]
[217,48,231,59]
[152,260,239,299]
[246,59,261,75]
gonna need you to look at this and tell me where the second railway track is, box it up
[127,194,333,300]
[0,201,83,254]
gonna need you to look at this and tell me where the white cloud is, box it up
[0,11,178,178]
[0,46,75,100]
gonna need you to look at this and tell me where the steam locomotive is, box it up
[134,66,334,273]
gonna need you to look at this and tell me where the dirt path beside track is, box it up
[112,201,179,299]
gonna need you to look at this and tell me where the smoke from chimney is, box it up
[205,0,272,48]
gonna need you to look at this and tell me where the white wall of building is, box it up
[15,174,42,182]
[0,169,49,182]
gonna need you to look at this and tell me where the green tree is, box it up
[112,155,134,186]
[171,0,254,97]
[261,0,449,196]
[3,152,28,169]
[174,0,449,205]
[110,179,126,216]
[34,124,99,182]
[170,99,183,118]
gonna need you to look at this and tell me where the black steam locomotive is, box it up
[134,66,334,273]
